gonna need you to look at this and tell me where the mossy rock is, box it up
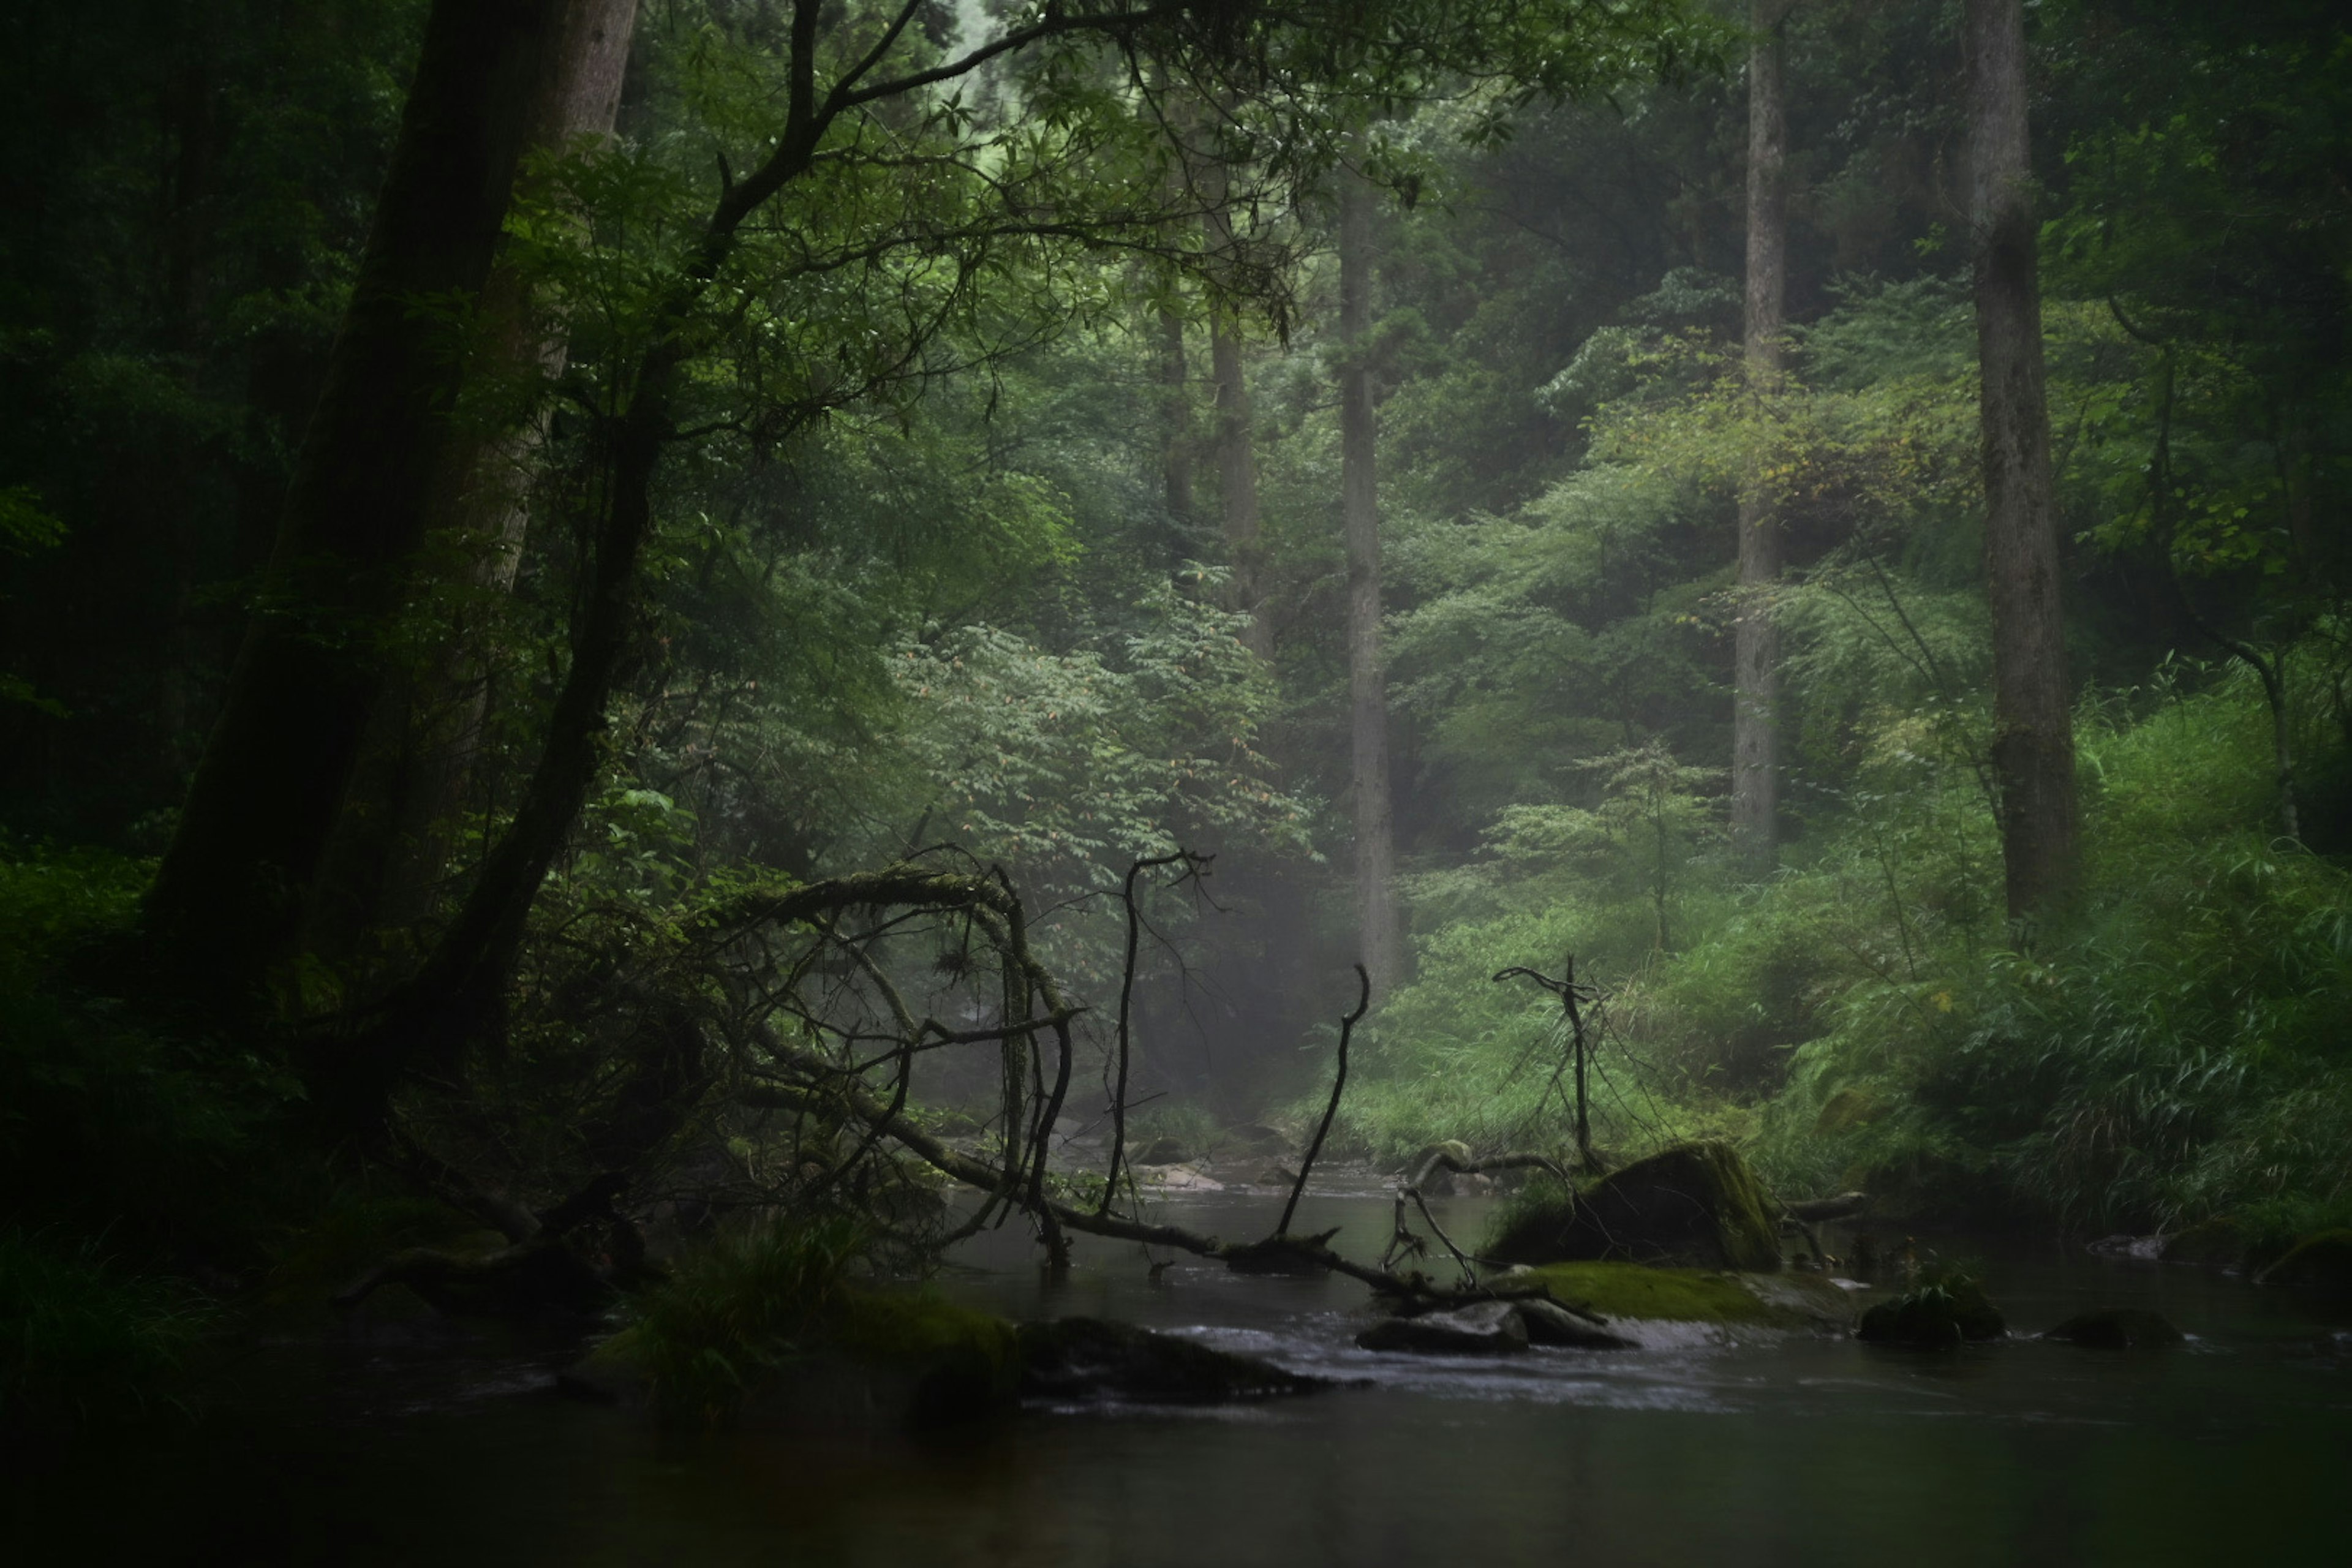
[574,1287,1022,1429]
[2043,1308,2184,1348]
[1483,1141,1781,1272]
[1504,1261,1854,1331]
[1856,1273,2005,1347]
[1016,1316,1330,1402]
[2159,1218,2246,1270]
[2255,1230,2352,1295]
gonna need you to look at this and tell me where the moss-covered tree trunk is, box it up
[1966,0,2078,918]
[141,0,575,1011]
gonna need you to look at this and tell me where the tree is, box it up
[141,0,580,1009]
[1340,157,1404,995]
[310,0,643,968]
[1965,0,2077,918]
[1732,0,1792,871]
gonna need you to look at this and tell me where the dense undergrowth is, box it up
[1324,660,2352,1248]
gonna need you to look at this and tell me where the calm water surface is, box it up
[9,1189,2346,1566]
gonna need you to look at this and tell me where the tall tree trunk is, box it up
[1205,189,1270,659]
[1210,307,1271,658]
[1159,307,1194,560]
[1733,0,1790,873]
[1340,165,1402,997]
[142,0,573,1011]
[309,0,639,967]
[1966,0,2078,919]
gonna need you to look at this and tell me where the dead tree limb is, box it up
[1101,850,1205,1217]
[1278,962,1369,1238]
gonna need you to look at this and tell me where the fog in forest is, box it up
[2,2,2346,1561]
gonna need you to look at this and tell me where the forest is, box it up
[2,0,2348,1558]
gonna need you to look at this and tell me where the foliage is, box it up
[0,1228,213,1430]
[604,1215,870,1421]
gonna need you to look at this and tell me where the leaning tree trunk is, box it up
[1732,0,1790,873]
[1340,164,1403,997]
[307,0,640,968]
[142,0,574,1013]
[1966,0,2078,918]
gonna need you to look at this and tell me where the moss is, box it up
[1812,1085,1890,1136]
[1506,1261,1853,1330]
[1856,1270,2005,1346]
[1483,1140,1782,1271]
[2158,1217,2246,1270]
[2255,1229,2352,1294]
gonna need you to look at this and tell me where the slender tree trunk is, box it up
[309,0,639,965]
[1733,0,1790,873]
[1159,307,1194,559]
[1204,189,1271,660]
[1210,307,1270,658]
[1966,0,2078,919]
[1340,164,1402,997]
[142,0,573,1011]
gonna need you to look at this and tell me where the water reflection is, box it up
[6,1189,2344,1566]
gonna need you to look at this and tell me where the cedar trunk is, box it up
[309,0,640,963]
[1966,0,2078,918]
[143,0,573,1008]
[1733,1,1789,872]
[1340,167,1402,997]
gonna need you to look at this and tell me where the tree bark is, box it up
[1159,306,1194,554]
[1733,0,1790,873]
[308,0,640,967]
[1966,0,2078,918]
[142,0,574,1011]
[1340,164,1403,997]
[1206,200,1272,659]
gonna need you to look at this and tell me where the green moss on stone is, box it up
[1507,1261,1853,1330]
[2256,1229,2352,1294]
[1483,1140,1783,1272]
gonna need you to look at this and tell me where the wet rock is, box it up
[2255,1229,2352,1294]
[1136,1163,1223,1191]
[2158,1218,2246,1271]
[1513,1297,1638,1349]
[1224,1122,1295,1155]
[1499,1260,1855,1332]
[1356,1300,1529,1355]
[1133,1136,1191,1165]
[2043,1308,2184,1348]
[1017,1317,1329,1403]
[1483,1141,1782,1272]
[1856,1272,2006,1347]
[2087,1233,2166,1262]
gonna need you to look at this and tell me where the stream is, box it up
[7,1188,2346,1566]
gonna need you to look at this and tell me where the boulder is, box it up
[2158,1218,2245,1270]
[1356,1300,1529,1355]
[2043,1308,2184,1348]
[2086,1233,2166,1262]
[1856,1273,2005,1347]
[1505,1261,1853,1331]
[2255,1229,2352,1294]
[1017,1317,1329,1402]
[1134,1135,1191,1165]
[1513,1296,1638,1349]
[1482,1141,1782,1272]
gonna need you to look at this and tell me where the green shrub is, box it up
[0,1229,212,1429]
